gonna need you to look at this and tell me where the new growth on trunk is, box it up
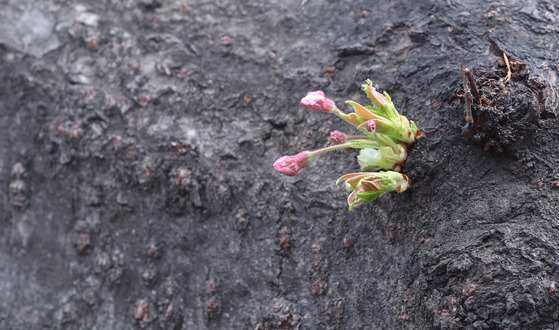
[273,80,422,210]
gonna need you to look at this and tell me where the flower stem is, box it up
[309,140,382,159]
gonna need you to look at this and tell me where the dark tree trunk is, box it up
[1,0,558,329]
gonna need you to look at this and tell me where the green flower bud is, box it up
[337,171,411,210]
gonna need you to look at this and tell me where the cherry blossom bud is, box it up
[330,130,347,144]
[273,152,312,176]
[365,120,376,133]
[337,171,411,210]
[300,91,335,112]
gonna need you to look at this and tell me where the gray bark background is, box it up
[1,0,559,329]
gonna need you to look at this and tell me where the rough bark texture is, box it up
[1,0,559,329]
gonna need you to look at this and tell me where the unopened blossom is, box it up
[330,130,347,144]
[300,91,335,112]
[365,120,376,133]
[337,171,411,210]
[273,152,312,176]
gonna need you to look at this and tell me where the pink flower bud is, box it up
[365,120,376,133]
[330,130,347,144]
[300,91,335,112]
[273,152,312,176]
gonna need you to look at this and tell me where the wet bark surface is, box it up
[1,0,559,329]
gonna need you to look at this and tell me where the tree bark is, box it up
[1,0,558,328]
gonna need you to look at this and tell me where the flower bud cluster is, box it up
[273,80,421,210]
